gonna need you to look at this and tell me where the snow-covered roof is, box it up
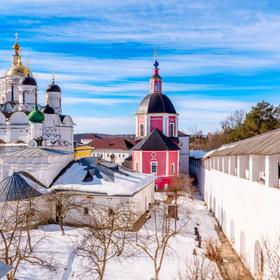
[190,150,207,159]
[0,148,72,158]
[51,157,154,196]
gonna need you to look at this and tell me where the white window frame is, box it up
[151,161,158,175]
[135,162,139,171]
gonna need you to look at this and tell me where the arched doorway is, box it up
[240,231,246,261]
[110,154,115,163]
[254,241,264,280]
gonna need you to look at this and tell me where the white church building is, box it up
[192,128,280,279]
[0,36,74,153]
[0,36,75,184]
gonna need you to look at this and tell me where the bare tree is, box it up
[135,202,189,280]
[0,200,55,280]
[169,175,195,204]
[76,202,136,280]
[263,237,280,280]
[49,192,87,235]
[177,254,220,280]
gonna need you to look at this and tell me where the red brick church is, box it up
[132,57,189,190]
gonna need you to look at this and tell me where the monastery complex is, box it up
[1,36,280,280]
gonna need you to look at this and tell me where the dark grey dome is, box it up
[137,93,176,114]
[46,83,61,92]
[19,75,37,86]
[41,104,55,114]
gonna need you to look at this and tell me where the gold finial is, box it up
[13,32,20,53]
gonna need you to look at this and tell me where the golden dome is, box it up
[5,64,32,77]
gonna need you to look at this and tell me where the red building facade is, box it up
[132,58,181,190]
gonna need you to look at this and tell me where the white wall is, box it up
[53,181,155,226]
[0,153,73,187]
[93,149,132,166]
[200,166,280,279]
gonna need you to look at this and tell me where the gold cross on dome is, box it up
[15,32,18,43]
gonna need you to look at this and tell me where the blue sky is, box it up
[1,0,280,134]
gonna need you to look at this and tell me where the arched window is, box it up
[110,154,115,163]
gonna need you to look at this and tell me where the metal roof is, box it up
[0,148,72,158]
[0,172,46,202]
[204,128,280,158]
[133,129,179,151]
[137,93,177,114]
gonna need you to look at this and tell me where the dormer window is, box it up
[83,170,93,182]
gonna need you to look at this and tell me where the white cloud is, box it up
[63,97,136,105]
[73,116,134,134]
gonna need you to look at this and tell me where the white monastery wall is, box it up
[198,154,280,279]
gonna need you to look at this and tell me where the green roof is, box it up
[28,105,45,123]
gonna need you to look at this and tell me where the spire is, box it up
[13,32,20,53]
[150,49,162,94]
[12,32,22,66]
[51,71,55,84]
[153,48,159,75]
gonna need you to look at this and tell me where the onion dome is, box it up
[137,93,176,114]
[41,104,55,114]
[6,64,31,77]
[46,82,61,92]
[19,74,37,86]
[28,104,45,123]
[6,33,32,76]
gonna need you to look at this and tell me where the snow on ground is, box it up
[15,193,220,280]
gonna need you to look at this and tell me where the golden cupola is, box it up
[5,33,32,77]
